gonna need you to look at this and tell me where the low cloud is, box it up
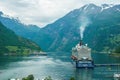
[0,0,119,27]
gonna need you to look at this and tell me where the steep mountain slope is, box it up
[0,12,41,43]
[84,4,120,52]
[1,4,120,52]
[0,22,41,55]
[41,4,120,52]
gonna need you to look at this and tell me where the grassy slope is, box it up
[0,22,41,55]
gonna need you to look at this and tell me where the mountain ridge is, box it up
[0,3,120,52]
[0,21,41,55]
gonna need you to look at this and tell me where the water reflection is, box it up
[73,66,120,80]
[0,56,73,80]
[0,52,119,80]
[74,68,93,80]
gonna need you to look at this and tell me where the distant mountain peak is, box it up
[0,11,3,15]
[101,4,114,8]
[82,3,98,11]
[82,3,117,12]
[100,4,115,12]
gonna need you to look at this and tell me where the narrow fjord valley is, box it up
[0,2,120,80]
[1,4,120,53]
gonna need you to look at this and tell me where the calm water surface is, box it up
[0,52,120,80]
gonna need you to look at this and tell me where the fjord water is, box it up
[0,52,120,80]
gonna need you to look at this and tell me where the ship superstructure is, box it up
[71,40,94,68]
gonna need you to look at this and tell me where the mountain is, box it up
[0,21,41,55]
[40,4,120,52]
[0,12,41,43]
[83,4,120,52]
[0,11,55,51]
[0,4,120,52]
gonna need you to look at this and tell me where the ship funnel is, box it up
[79,40,83,46]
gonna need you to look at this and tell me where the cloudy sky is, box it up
[0,0,120,27]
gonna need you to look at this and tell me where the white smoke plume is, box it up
[79,16,90,40]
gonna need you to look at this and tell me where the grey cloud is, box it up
[0,0,120,27]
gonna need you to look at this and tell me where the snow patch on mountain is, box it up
[100,4,114,12]
[83,4,89,11]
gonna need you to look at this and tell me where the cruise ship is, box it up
[71,40,94,68]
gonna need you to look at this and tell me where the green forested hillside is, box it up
[83,5,120,53]
[0,22,41,55]
[1,4,120,53]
